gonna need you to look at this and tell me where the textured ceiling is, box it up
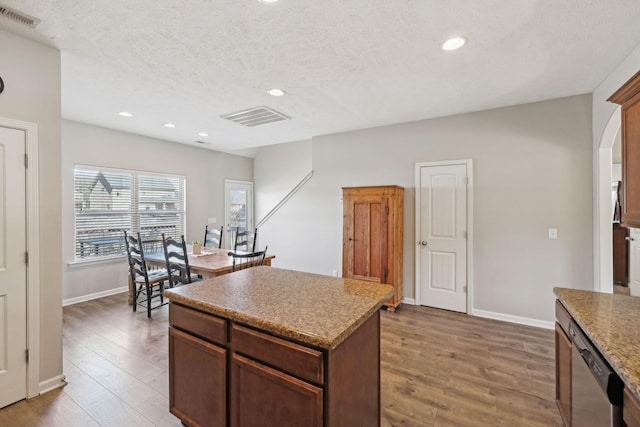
[2,1,640,156]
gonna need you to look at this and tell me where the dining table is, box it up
[127,246,275,305]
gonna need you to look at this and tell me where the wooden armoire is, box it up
[342,185,403,311]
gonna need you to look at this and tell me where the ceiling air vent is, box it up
[0,5,40,27]
[221,106,290,127]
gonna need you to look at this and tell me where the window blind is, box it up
[74,166,186,260]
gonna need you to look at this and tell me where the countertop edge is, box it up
[554,287,640,403]
[166,288,393,350]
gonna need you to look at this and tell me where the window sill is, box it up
[67,255,127,269]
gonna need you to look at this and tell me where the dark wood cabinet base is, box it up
[169,302,382,427]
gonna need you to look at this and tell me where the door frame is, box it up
[414,159,474,313]
[224,179,254,249]
[0,117,40,399]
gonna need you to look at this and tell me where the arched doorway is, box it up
[595,106,621,293]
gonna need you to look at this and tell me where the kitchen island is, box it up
[164,266,394,427]
[554,287,640,426]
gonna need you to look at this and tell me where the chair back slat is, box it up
[234,228,258,252]
[162,233,199,288]
[204,225,224,248]
[228,246,268,272]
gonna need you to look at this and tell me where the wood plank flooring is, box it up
[0,293,562,426]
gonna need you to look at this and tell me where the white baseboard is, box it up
[63,286,128,307]
[39,374,67,395]
[471,309,554,330]
[402,297,416,305]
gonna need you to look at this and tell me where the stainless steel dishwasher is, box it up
[569,320,624,427]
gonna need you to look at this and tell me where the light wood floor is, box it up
[0,293,562,426]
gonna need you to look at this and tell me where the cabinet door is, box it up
[629,228,640,297]
[555,323,571,427]
[622,94,640,227]
[343,194,389,284]
[625,388,640,427]
[169,327,226,427]
[231,354,323,427]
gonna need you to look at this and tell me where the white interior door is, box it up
[0,126,28,408]
[224,180,254,249]
[629,228,640,297]
[416,162,469,313]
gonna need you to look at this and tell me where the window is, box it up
[74,166,186,260]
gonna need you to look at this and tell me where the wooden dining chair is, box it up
[204,225,224,248]
[234,228,257,252]
[162,233,202,288]
[228,246,268,272]
[124,230,169,318]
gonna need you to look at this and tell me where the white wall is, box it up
[61,120,253,301]
[255,95,593,323]
[253,140,312,253]
[0,30,62,388]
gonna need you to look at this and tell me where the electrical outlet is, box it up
[332,270,338,277]
[208,217,216,224]
[548,228,558,240]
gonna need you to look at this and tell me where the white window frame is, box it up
[73,165,186,261]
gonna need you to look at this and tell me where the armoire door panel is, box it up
[353,202,371,277]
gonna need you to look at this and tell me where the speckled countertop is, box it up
[164,266,394,350]
[554,287,640,401]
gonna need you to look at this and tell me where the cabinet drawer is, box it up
[555,300,571,336]
[232,324,324,385]
[625,388,640,427]
[170,303,227,346]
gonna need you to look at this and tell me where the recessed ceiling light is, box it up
[442,36,466,51]
[198,132,209,137]
[118,111,133,117]
[267,88,285,97]
[258,0,279,3]
[163,122,176,128]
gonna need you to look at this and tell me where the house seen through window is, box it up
[74,166,186,260]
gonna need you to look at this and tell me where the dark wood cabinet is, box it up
[168,302,381,427]
[231,354,323,427]
[608,71,640,228]
[555,324,571,426]
[169,327,227,427]
[342,186,403,311]
[555,300,571,427]
[625,387,640,427]
[613,223,629,285]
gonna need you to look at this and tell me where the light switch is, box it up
[548,228,558,240]
[208,217,217,224]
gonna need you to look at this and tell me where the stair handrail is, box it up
[255,171,313,229]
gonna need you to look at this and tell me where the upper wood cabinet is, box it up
[342,185,403,311]
[609,70,640,228]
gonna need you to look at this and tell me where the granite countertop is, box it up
[554,287,640,401]
[164,266,394,350]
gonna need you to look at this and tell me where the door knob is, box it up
[419,241,428,246]
[626,236,635,241]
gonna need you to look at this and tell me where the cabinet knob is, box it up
[419,240,428,246]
